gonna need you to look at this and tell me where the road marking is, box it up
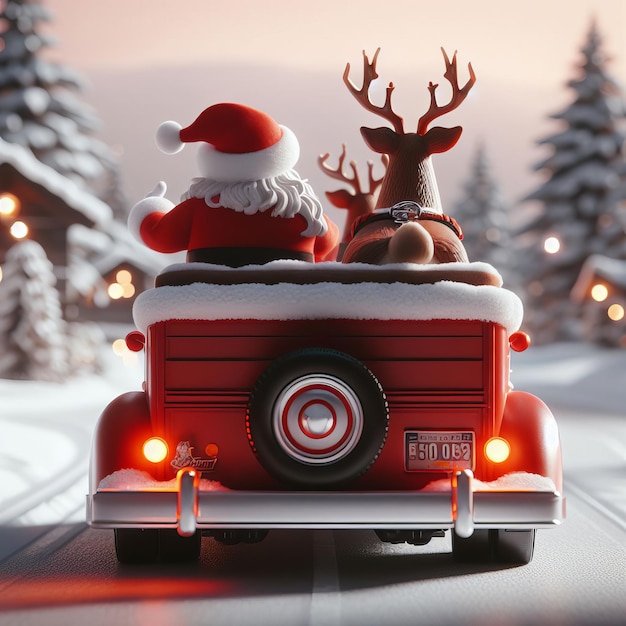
[308,530,341,626]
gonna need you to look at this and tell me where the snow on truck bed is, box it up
[132,260,524,334]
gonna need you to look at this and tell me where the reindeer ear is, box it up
[423,126,463,154]
[325,190,354,209]
[360,126,400,155]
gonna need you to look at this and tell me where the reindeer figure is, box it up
[341,48,476,265]
[318,144,388,259]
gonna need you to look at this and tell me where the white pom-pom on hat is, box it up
[155,120,184,154]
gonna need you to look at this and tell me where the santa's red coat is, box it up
[138,197,339,262]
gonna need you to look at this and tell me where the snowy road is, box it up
[0,395,94,527]
[0,343,624,624]
[0,455,623,626]
[0,348,143,536]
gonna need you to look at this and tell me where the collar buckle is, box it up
[389,201,423,224]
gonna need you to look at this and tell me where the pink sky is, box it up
[45,0,625,81]
[40,0,626,221]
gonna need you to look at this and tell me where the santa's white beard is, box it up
[181,170,327,237]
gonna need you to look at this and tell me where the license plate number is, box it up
[405,431,474,471]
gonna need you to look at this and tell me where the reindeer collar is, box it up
[351,201,463,240]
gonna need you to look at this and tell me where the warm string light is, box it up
[543,236,561,254]
[107,269,136,300]
[0,193,20,217]
[0,194,28,239]
[9,220,28,239]
[111,339,127,356]
[607,304,624,322]
[112,337,138,367]
[586,284,624,323]
[590,284,609,302]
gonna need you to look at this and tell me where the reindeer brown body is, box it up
[340,48,475,265]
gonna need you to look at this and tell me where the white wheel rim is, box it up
[273,374,364,465]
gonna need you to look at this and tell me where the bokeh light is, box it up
[590,284,609,302]
[10,221,28,239]
[543,237,561,254]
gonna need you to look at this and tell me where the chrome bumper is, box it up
[87,469,565,538]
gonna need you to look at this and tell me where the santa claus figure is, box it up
[128,103,339,266]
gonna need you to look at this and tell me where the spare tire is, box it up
[247,348,388,487]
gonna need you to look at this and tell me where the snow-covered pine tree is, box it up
[453,143,513,285]
[516,19,626,345]
[0,239,70,381]
[0,0,127,217]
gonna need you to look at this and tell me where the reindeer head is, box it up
[318,144,388,243]
[344,48,476,211]
[339,48,475,266]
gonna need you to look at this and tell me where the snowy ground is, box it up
[0,340,624,531]
[0,343,144,528]
[510,341,626,417]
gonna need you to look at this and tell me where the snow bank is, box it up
[98,468,228,492]
[133,261,523,334]
[421,472,557,492]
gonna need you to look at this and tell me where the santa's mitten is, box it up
[128,182,175,244]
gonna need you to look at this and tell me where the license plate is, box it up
[405,431,474,471]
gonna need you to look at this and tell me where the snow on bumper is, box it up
[87,468,565,538]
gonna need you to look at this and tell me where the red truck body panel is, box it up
[143,318,509,490]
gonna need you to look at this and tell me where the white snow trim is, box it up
[421,472,557,492]
[127,192,175,243]
[132,262,523,334]
[98,468,228,492]
[196,125,300,182]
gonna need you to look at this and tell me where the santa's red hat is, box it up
[155,103,300,182]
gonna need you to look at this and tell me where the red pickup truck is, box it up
[87,261,565,565]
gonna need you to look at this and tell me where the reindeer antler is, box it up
[365,153,389,194]
[417,48,476,135]
[343,48,404,134]
[318,144,363,193]
[319,145,389,195]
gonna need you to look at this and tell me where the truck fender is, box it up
[89,391,152,494]
[498,390,563,492]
